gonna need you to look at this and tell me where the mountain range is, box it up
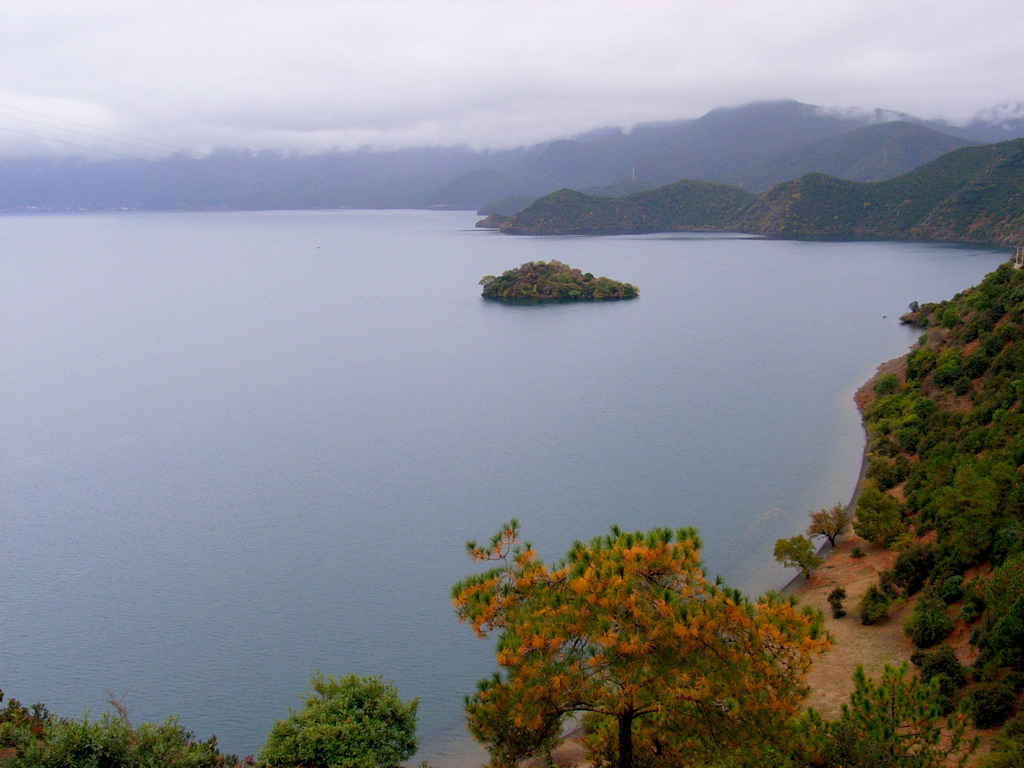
[499,137,1024,247]
[0,99,1021,212]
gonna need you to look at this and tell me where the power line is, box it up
[0,105,323,188]
[0,123,165,162]
[0,101,198,157]
[0,111,170,158]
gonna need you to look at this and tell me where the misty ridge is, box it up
[3,99,1024,214]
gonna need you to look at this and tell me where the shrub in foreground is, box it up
[259,674,418,768]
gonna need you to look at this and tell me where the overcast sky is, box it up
[2,0,1022,158]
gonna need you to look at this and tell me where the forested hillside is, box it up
[739,138,1024,244]
[849,262,1024,767]
[500,181,755,235]
[502,137,1024,247]
[726,121,974,192]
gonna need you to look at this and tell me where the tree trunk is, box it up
[617,711,634,768]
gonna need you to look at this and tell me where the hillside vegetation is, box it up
[501,182,755,235]
[739,138,1024,244]
[501,137,1024,246]
[479,260,638,301]
[726,121,974,192]
[846,262,1024,766]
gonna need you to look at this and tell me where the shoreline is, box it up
[779,355,902,597]
[783,354,917,718]
[449,356,916,767]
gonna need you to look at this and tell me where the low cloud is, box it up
[1,0,1022,157]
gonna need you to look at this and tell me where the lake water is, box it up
[0,210,1008,762]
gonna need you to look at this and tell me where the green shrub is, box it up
[1,711,232,768]
[1005,672,1024,693]
[911,645,967,713]
[873,374,899,395]
[853,486,905,547]
[888,543,936,595]
[859,584,893,625]
[939,575,964,604]
[259,673,418,768]
[850,546,864,559]
[987,596,1024,668]
[827,586,847,619]
[907,347,938,381]
[969,682,1016,729]
[905,593,955,648]
[961,581,985,624]
[992,523,1024,567]
[1002,710,1024,739]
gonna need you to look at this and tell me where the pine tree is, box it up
[452,521,830,768]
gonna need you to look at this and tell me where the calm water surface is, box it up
[0,210,1008,762]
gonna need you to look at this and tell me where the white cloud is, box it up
[1,0,1022,156]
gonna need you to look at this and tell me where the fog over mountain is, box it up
[2,1,1023,158]
[0,99,1021,212]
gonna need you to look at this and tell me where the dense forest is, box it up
[479,260,639,301]
[849,262,1024,767]
[499,182,755,236]
[499,137,1024,246]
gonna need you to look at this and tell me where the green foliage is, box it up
[986,596,1024,669]
[807,503,852,547]
[851,263,1024,692]
[773,535,823,578]
[479,260,638,302]
[982,734,1024,768]
[911,645,968,714]
[980,554,1024,667]
[991,523,1024,566]
[827,586,847,619]
[464,675,561,768]
[886,543,936,596]
[735,138,1024,244]
[506,137,1024,244]
[0,691,235,768]
[259,673,418,768]
[868,455,911,491]
[968,682,1017,729]
[907,347,938,382]
[853,485,905,547]
[823,663,977,767]
[859,583,893,625]
[904,593,954,648]
[504,182,756,236]
[932,465,1001,566]
[938,575,964,604]
[960,581,986,624]
[874,374,900,395]
[454,522,829,768]
[985,708,1024,766]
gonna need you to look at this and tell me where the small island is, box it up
[479,259,639,302]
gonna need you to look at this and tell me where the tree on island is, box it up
[479,260,638,301]
[452,521,829,768]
